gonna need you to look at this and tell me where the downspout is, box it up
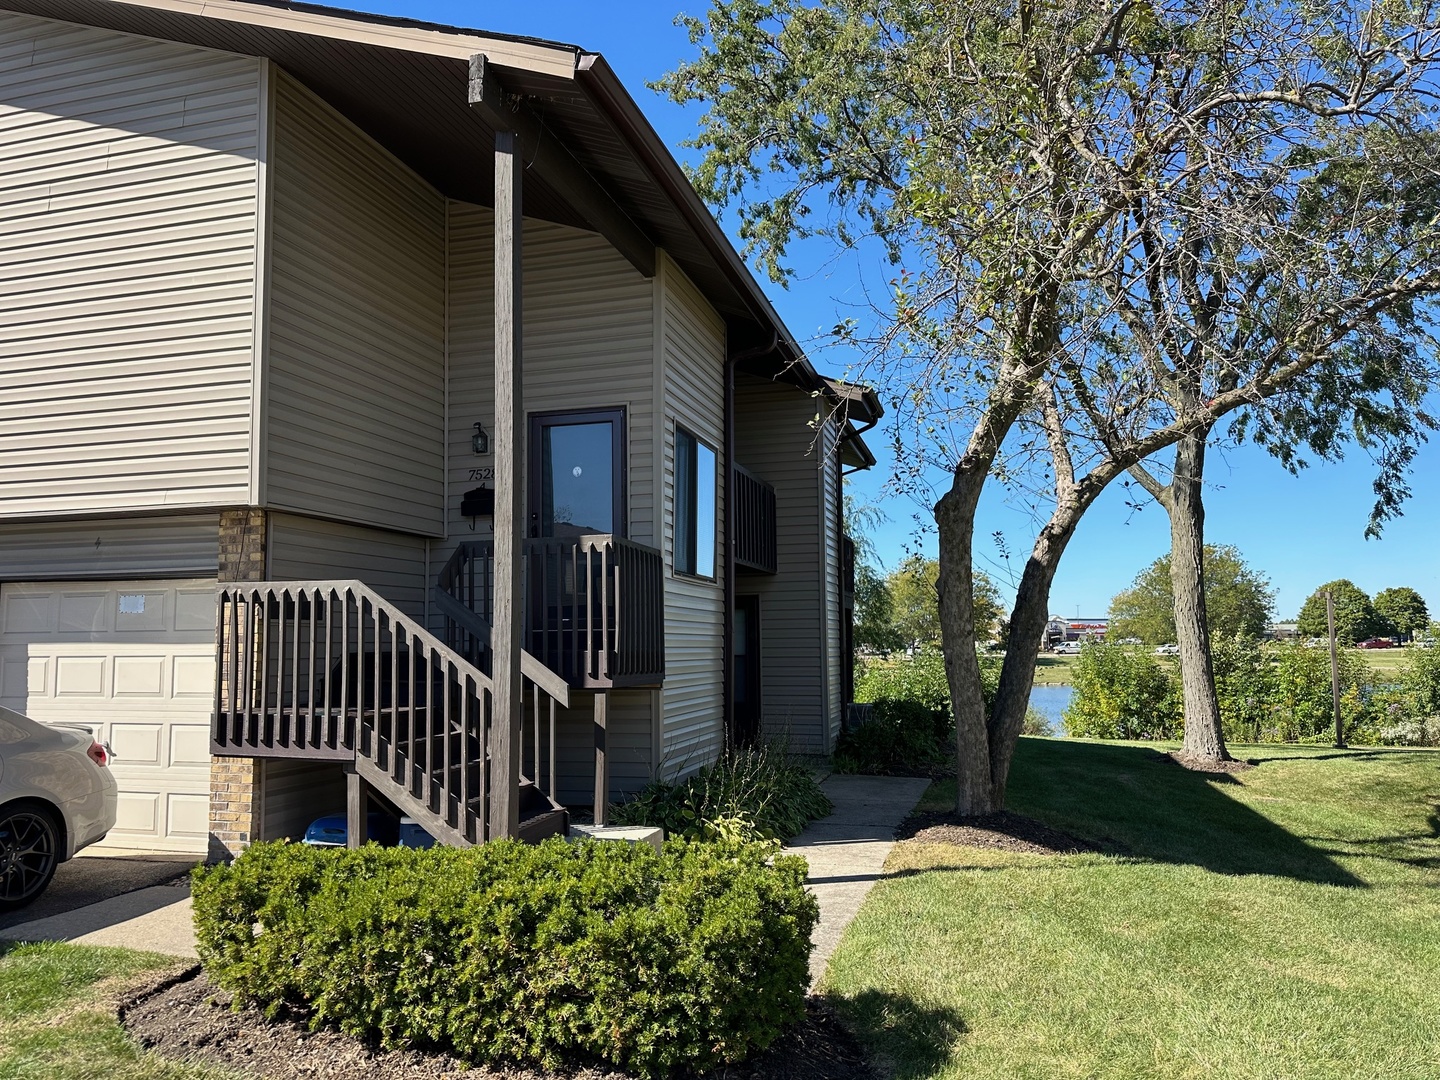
[724,331,780,748]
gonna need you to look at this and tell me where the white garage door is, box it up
[0,579,216,853]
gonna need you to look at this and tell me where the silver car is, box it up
[0,707,117,910]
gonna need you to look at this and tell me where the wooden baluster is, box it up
[441,651,452,829]
[255,590,269,749]
[340,589,352,752]
[306,589,318,749]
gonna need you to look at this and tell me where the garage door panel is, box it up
[171,724,210,767]
[0,578,216,853]
[168,793,210,839]
[115,589,169,633]
[58,592,108,632]
[55,655,106,696]
[110,723,163,765]
[115,793,159,835]
[1,592,51,634]
[114,655,166,696]
[173,655,214,696]
[175,588,216,631]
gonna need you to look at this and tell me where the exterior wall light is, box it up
[472,422,490,455]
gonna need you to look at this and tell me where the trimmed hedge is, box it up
[192,838,816,1078]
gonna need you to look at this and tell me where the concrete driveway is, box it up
[0,851,197,931]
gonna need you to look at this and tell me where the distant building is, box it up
[1268,621,1300,641]
[1046,616,1109,645]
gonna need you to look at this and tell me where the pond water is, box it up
[1029,683,1074,733]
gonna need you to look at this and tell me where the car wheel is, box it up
[0,804,60,911]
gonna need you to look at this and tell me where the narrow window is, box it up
[675,427,717,579]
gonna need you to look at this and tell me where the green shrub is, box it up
[1064,642,1181,740]
[834,697,951,773]
[609,742,830,842]
[193,838,817,1078]
[854,647,951,713]
[1265,642,1377,742]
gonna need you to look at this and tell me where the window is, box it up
[675,426,717,579]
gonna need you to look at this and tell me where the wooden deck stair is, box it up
[211,581,569,846]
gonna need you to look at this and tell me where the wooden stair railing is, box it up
[437,538,665,689]
[212,581,566,846]
[432,586,572,810]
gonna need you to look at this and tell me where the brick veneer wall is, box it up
[208,507,267,862]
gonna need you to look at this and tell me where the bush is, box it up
[1266,642,1376,742]
[834,697,950,774]
[609,742,831,842]
[1064,642,1180,740]
[192,838,818,1078]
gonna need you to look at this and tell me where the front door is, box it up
[733,595,761,745]
[528,409,626,539]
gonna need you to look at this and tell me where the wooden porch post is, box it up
[593,691,609,826]
[345,767,368,849]
[490,128,524,840]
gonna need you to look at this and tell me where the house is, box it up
[0,0,879,857]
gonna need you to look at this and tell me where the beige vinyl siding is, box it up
[0,514,219,580]
[821,419,842,744]
[266,511,427,620]
[0,13,260,518]
[734,374,829,753]
[443,202,657,799]
[260,759,345,841]
[657,254,726,775]
[440,202,657,556]
[263,70,445,536]
[547,690,654,807]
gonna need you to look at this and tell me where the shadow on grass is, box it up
[998,739,1366,887]
[828,987,967,1080]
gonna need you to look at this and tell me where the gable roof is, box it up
[1,0,879,458]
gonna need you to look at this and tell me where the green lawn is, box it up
[0,942,230,1079]
[822,739,1440,1079]
[1031,654,1079,685]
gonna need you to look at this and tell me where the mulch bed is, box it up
[120,967,876,1080]
[896,810,1103,855]
[1166,750,1256,775]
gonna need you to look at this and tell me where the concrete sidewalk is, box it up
[785,774,930,986]
[0,883,197,957]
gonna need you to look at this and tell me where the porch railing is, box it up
[211,581,567,845]
[733,464,778,574]
[438,537,664,689]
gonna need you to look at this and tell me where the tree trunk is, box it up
[986,505,1079,806]
[935,465,994,815]
[1169,431,1231,762]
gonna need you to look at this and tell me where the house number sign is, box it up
[467,467,495,482]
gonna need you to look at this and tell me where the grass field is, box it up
[822,738,1440,1079]
[1030,644,1418,685]
[0,941,228,1078]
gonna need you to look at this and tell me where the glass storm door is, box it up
[528,409,625,538]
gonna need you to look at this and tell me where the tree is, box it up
[1296,580,1384,645]
[854,562,903,653]
[887,557,1003,647]
[1375,587,1430,642]
[1109,547,1275,647]
[665,1,1440,813]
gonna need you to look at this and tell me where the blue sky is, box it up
[366,0,1438,621]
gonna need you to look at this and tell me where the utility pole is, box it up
[1327,590,1345,749]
